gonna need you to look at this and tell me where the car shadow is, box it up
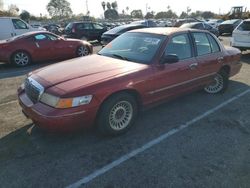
[0,62,51,79]
[0,80,249,187]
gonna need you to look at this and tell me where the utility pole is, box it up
[86,0,89,15]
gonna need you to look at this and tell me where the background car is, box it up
[101,24,147,45]
[0,31,92,67]
[130,20,158,27]
[0,17,42,40]
[231,19,250,51]
[218,19,242,35]
[206,19,224,28]
[64,21,107,41]
[180,22,219,37]
[18,28,242,135]
[43,24,63,35]
[173,18,202,27]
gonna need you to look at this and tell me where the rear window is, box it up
[237,21,250,31]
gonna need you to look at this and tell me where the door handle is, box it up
[189,63,198,70]
[217,57,224,63]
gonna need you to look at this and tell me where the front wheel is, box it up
[204,71,228,94]
[97,93,138,136]
[76,46,90,57]
[11,51,31,67]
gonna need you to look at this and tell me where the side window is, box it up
[34,34,47,41]
[46,34,58,41]
[93,23,104,29]
[77,23,92,30]
[165,34,192,60]
[12,19,28,29]
[193,33,212,56]
[207,34,220,53]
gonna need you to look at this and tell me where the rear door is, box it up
[233,20,250,43]
[192,32,224,84]
[0,18,14,40]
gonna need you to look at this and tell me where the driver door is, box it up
[32,34,56,61]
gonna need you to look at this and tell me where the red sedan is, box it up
[0,31,93,67]
[18,28,242,135]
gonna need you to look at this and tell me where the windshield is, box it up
[98,32,165,64]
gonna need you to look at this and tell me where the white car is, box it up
[231,19,250,51]
[207,19,224,28]
[0,17,42,40]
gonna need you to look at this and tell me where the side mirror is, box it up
[161,54,179,64]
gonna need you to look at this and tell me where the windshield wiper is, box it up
[111,54,130,61]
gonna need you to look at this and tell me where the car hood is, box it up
[32,54,147,91]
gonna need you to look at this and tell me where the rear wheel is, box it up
[97,93,138,136]
[11,51,31,67]
[204,71,228,94]
[76,46,90,57]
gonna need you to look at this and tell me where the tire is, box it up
[97,93,138,136]
[11,51,31,67]
[76,46,90,57]
[204,70,228,94]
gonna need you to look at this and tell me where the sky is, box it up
[2,0,250,18]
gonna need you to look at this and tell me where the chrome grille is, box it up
[24,77,44,103]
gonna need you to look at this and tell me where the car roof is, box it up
[128,27,203,36]
[104,24,146,34]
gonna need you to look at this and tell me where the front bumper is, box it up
[18,90,98,132]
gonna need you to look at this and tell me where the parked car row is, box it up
[0,31,93,67]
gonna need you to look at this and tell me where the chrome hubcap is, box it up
[14,52,29,66]
[109,101,133,131]
[77,46,89,56]
[204,73,224,93]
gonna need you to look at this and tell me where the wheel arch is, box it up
[219,65,230,76]
[95,88,143,120]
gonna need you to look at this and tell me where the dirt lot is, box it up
[0,38,249,188]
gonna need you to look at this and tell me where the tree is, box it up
[46,0,72,19]
[20,10,30,22]
[179,11,188,18]
[155,10,178,19]
[111,1,117,10]
[104,9,119,19]
[101,1,106,11]
[126,6,129,13]
[106,2,111,9]
[131,9,143,19]
[145,11,154,19]
[201,11,215,19]
[8,4,19,15]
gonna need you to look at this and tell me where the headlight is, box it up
[40,93,92,109]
